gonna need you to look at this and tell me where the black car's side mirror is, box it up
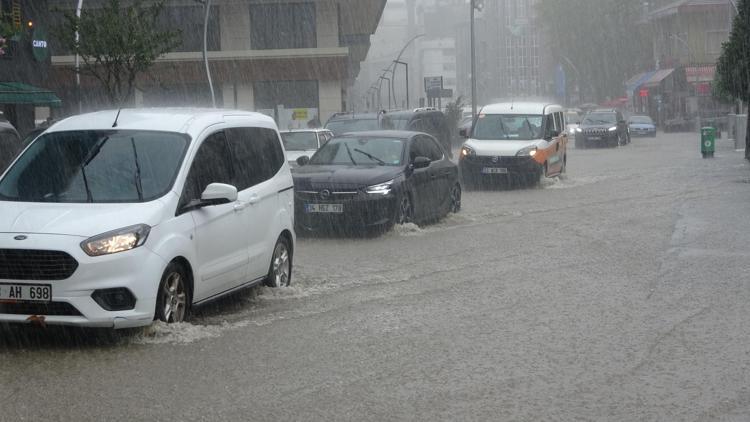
[459,128,470,138]
[412,156,431,169]
[296,156,310,166]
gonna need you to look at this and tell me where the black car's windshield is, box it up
[325,118,380,135]
[629,116,654,124]
[583,113,617,125]
[472,114,543,140]
[281,131,319,151]
[310,136,405,166]
[0,130,188,203]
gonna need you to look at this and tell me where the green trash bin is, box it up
[701,127,715,158]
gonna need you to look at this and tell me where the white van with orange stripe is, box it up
[458,102,568,188]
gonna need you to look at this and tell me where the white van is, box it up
[0,108,295,328]
[459,102,568,187]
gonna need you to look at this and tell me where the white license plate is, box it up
[482,167,508,174]
[305,203,344,213]
[588,136,601,140]
[0,283,52,302]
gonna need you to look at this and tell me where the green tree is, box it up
[715,0,750,160]
[54,0,181,106]
[536,0,652,103]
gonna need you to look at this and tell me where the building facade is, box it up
[45,0,385,130]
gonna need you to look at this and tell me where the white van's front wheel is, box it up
[266,237,292,288]
[156,262,189,323]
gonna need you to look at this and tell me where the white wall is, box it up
[222,83,255,111]
[220,4,252,51]
[319,80,342,123]
[316,0,339,48]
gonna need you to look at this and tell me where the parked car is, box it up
[0,108,295,328]
[575,109,630,148]
[292,131,461,235]
[280,128,333,168]
[628,115,657,137]
[325,108,454,158]
[459,102,568,188]
[0,120,21,174]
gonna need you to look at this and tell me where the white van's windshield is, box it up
[0,130,188,203]
[472,114,544,141]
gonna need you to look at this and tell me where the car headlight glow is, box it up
[366,179,394,195]
[575,127,583,133]
[608,126,617,132]
[81,224,151,257]
[517,146,538,157]
[461,145,476,158]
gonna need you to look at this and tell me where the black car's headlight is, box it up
[81,224,151,257]
[366,179,394,195]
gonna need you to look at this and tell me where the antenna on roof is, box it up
[112,109,122,128]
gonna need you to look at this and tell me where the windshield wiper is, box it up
[343,143,357,165]
[353,148,385,165]
[78,136,109,203]
[130,137,144,201]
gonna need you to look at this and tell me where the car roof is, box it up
[481,102,563,115]
[336,130,420,139]
[280,128,331,133]
[589,108,618,113]
[47,108,277,137]
[327,112,379,121]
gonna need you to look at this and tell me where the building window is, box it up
[157,6,220,52]
[250,3,316,50]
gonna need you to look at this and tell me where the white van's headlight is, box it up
[608,126,618,132]
[81,224,151,257]
[366,180,394,195]
[516,146,538,157]
[461,145,475,158]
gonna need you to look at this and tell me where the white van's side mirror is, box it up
[201,183,238,203]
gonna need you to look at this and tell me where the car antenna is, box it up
[112,108,122,128]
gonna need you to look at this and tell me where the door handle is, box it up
[247,193,260,205]
[233,201,249,212]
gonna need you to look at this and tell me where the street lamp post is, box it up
[202,0,216,108]
[379,76,392,110]
[394,60,409,109]
[75,0,83,114]
[470,0,482,119]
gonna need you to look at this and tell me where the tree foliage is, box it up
[54,0,181,106]
[536,0,653,102]
[716,0,750,159]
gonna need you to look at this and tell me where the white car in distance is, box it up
[280,128,333,168]
[0,108,295,328]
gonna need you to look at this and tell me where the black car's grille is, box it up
[0,301,82,316]
[582,128,610,135]
[0,249,79,281]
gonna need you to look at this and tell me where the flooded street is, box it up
[3,132,750,420]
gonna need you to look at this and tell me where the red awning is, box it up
[685,65,715,83]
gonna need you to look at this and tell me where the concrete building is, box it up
[47,0,385,129]
[629,0,735,123]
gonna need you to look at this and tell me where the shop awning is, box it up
[643,68,675,88]
[0,82,62,107]
[685,65,716,83]
[625,70,657,95]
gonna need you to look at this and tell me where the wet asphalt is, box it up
[2,132,750,421]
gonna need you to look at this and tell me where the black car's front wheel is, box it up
[449,183,462,213]
[396,194,413,225]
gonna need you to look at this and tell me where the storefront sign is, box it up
[639,88,649,98]
[31,27,49,62]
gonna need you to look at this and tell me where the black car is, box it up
[292,131,461,235]
[325,108,453,158]
[575,109,630,148]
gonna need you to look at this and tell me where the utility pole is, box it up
[75,0,83,113]
[394,60,409,109]
[470,0,483,119]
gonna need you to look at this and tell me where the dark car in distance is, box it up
[292,131,461,235]
[325,108,453,158]
[575,109,630,148]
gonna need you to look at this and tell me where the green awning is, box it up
[0,82,62,107]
